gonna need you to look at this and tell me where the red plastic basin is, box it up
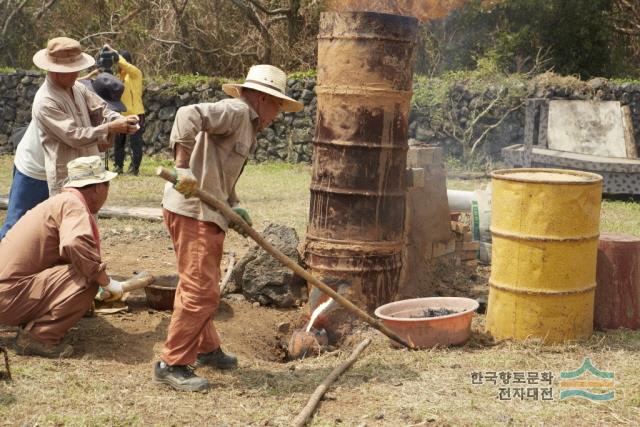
[375,297,479,348]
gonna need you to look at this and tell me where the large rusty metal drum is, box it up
[302,11,419,314]
[486,168,603,343]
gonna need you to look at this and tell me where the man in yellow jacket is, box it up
[103,45,145,175]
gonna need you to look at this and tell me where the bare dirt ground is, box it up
[2,217,639,426]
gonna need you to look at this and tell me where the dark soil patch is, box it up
[94,236,310,365]
[422,308,460,318]
[391,307,461,319]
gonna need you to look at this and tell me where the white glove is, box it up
[100,278,123,302]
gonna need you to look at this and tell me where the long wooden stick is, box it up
[293,338,372,427]
[156,168,413,349]
[97,271,155,302]
[0,346,11,381]
[220,252,236,295]
[121,271,155,293]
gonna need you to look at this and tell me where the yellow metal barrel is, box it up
[486,168,603,343]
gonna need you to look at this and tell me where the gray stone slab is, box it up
[0,197,163,222]
[547,100,627,158]
[501,144,640,195]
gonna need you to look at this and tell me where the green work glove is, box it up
[230,207,252,237]
[232,207,252,226]
[173,168,198,198]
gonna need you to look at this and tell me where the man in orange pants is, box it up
[154,65,302,392]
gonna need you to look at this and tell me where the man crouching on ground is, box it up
[154,65,303,392]
[0,156,123,357]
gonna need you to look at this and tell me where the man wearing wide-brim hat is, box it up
[155,64,303,392]
[0,156,122,358]
[32,36,139,196]
[0,71,131,242]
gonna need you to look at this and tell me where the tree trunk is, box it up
[287,0,300,46]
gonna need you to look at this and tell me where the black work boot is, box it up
[153,361,210,392]
[194,348,238,370]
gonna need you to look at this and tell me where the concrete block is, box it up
[406,168,425,188]
[463,241,480,251]
[422,164,445,176]
[432,147,444,164]
[461,251,478,261]
[451,221,470,234]
[432,238,456,258]
[421,241,434,260]
[407,146,444,167]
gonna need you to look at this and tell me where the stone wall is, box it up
[142,77,317,163]
[2,70,640,163]
[0,71,43,151]
[0,70,316,163]
[410,76,640,161]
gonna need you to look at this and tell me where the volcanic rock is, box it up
[230,223,307,308]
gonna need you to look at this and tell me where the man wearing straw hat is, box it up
[31,36,138,196]
[154,65,303,392]
[0,72,129,241]
[0,156,122,358]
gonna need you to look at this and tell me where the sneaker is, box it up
[153,361,210,392]
[14,329,73,358]
[127,166,139,176]
[114,166,124,174]
[194,347,238,370]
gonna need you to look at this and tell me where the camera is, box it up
[96,47,119,74]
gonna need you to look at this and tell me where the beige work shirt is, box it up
[162,98,259,231]
[33,75,121,195]
[0,192,109,291]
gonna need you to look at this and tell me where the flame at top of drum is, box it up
[326,0,470,22]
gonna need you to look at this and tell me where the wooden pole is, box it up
[0,346,11,381]
[156,167,413,349]
[293,338,372,427]
[121,271,155,293]
[220,253,236,295]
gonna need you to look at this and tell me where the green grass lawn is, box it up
[446,177,640,235]
[0,155,312,236]
[1,155,639,236]
[601,199,640,235]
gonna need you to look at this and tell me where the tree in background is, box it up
[611,0,640,73]
[419,0,637,79]
[1,0,639,79]
[0,0,60,66]
[0,0,320,77]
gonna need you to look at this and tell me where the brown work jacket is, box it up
[0,191,108,310]
[162,98,259,231]
[33,75,121,195]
